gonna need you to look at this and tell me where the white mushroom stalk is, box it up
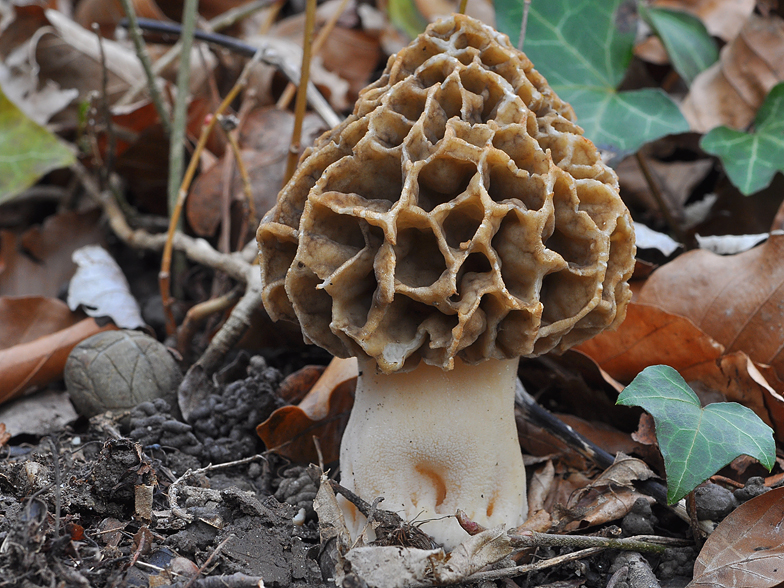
[339,357,527,549]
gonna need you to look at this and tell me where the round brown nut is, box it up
[64,330,181,417]
[258,14,635,373]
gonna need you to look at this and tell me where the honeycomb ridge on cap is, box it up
[257,14,636,373]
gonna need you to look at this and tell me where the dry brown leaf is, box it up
[576,302,725,383]
[0,423,10,449]
[0,209,106,297]
[524,460,554,532]
[36,9,145,126]
[270,0,382,102]
[187,149,289,238]
[0,4,48,58]
[617,156,713,221]
[143,0,252,21]
[256,357,356,463]
[634,35,670,65]
[652,0,755,40]
[555,454,657,531]
[187,108,326,237]
[75,0,168,36]
[631,412,658,447]
[0,318,117,403]
[578,302,784,438]
[277,365,325,405]
[688,487,784,588]
[638,235,784,382]
[0,6,77,125]
[4,7,214,132]
[516,407,659,483]
[0,297,81,349]
[98,102,161,162]
[682,14,784,132]
[520,350,627,428]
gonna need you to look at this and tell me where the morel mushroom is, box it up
[258,14,635,549]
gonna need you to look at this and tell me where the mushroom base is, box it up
[338,356,527,550]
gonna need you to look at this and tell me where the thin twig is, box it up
[285,0,319,183]
[470,547,606,582]
[160,50,265,335]
[220,117,256,231]
[162,0,200,315]
[176,286,243,355]
[509,530,684,554]
[46,438,62,537]
[92,24,117,185]
[458,0,469,15]
[117,0,172,133]
[517,0,531,51]
[72,163,253,282]
[125,19,341,127]
[168,0,200,213]
[181,534,235,588]
[118,0,275,106]
[276,0,351,111]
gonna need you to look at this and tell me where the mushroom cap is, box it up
[257,14,636,373]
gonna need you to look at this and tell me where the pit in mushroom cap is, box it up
[258,14,636,548]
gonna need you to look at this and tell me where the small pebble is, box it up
[695,483,737,521]
[733,476,769,503]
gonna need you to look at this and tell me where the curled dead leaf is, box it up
[576,302,725,383]
[0,297,81,348]
[578,302,784,440]
[256,357,356,464]
[0,317,117,404]
[67,245,145,329]
[652,0,755,40]
[688,487,784,588]
[638,234,784,383]
[0,209,106,298]
[681,14,784,132]
[556,454,657,532]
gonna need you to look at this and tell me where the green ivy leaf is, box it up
[494,0,689,156]
[617,365,775,504]
[0,86,75,203]
[700,82,784,195]
[639,5,718,86]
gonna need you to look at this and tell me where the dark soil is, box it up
[0,353,328,588]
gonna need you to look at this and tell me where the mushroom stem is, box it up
[339,356,528,550]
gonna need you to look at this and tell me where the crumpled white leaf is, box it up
[0,56,78,125]
[312,472,514,588]
[67,245,145,329]
[633,222,681,256]
[696,232,784,255]
[345,527,513,588]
